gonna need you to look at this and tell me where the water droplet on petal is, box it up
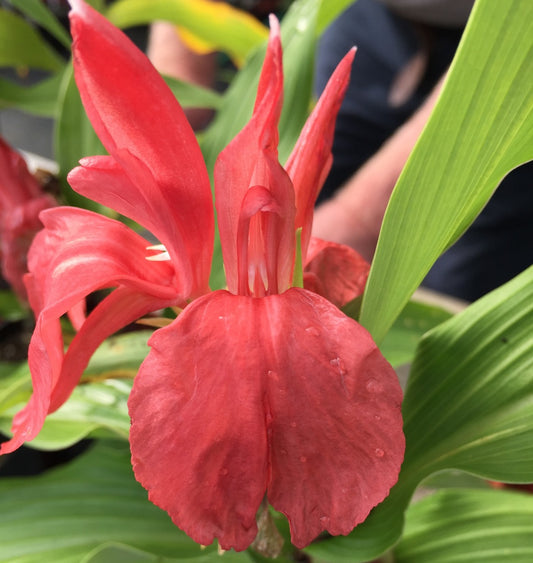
[290,421,297,428]
[374,414,382,421]
[320,516,330,525]
[305,326,320,336]
[330,357,347,375]
[366,378,383,393]
[299,456,307,463]
[374,448,384,458]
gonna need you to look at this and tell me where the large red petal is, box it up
[214,16,295,295]
[129,288,403,550]
[303,237,370,308]
[68,0,213,295]
[264,289,404,547]
[285,49,355,256]
[129,291,269,551]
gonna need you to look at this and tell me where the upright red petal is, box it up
[69,0,213,296]
[129,288,404,551]
[214,16,296,295]
[285,48,355,257]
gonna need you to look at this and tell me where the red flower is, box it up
[0,138,56,301]
[1,0,404,552]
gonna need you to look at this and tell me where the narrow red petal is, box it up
[214,17,295,295]
[303,237,370,307]
[69,0,213,296]
[129,291,269,551]
[0,287,174,455]
[264,289,404,547]
[285,49,355,257]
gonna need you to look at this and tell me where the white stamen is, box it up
[146,244,170,261]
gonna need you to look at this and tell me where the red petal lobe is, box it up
[264,289,404,547]
[129,291,269,551]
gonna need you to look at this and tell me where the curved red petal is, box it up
[68,155,210,298]
[0,207,178,455]
[68,0,213,295]
[129,291,269,551]
[27,207,177,313]
[214,17,295,295]
[303,237,370,307]
[0,287,173,455]
[264,289,404,547]
[285,49,355,256]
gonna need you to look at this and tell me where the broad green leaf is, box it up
[54,63,107,211]
[0,331,152,450]
[0,8,64,72]
[360,0,533,342]
[83,542,253,563]
[395,488,533,562]
[0,362,30,415]
[0,441,253,562]
[6,0,71,49]
[306,265,533,562]
[107,0,268,67]
[0,73,62,116]
[380,298,453,368]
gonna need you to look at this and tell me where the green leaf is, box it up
[0,8,64,72]
[6,0,71,49]
[107,0,268,67]
[0,441,254,562]
[395,488,533,562]
[380,298,453,368]
[54,63,107,211]
[316,0,354,35]
[0,290,27,321]
[0,73,62,116]
[306,265,533,562]
[360,0,533,343]
[163,74,223,111]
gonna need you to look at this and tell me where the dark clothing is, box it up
[315,0,532,301]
